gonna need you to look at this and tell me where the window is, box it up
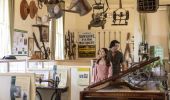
[0,0,11,58]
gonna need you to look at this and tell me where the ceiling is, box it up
[86,0,170,5]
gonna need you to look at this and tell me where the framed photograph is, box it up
[28,38,34,57]
[35,51,41,59]
[41,26,49,42]
[12,29,28,56]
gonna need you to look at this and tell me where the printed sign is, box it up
[77,68,90,86]
[78,32,96,58]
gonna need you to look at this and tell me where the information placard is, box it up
[78,32,96,58]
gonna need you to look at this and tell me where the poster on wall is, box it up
[12,29,28,56]
[78,32,96,58]
[77,68,90,86]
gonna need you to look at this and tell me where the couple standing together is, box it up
[94,40,127,83]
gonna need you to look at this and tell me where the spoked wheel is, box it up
[36,90,42,100]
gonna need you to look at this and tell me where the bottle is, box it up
[138,43,141,54]
[145,41,148,53]
[141,42,145,53]
[139,42,144,54]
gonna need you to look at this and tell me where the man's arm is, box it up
[121,62,127,71]
[120,52,128,71]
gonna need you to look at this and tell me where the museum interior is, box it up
[1,0,170,100]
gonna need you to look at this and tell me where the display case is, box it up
[0,59,56,73]
[0,59,57,87]
[27,60,55,70]
[0,59,26,73]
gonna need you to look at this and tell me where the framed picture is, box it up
[78,32,96,58]
[35,51,41,59]
[28,38,34,57]
[12,29,28,56]
[41,26,49,42]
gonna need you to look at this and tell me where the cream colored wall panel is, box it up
[146,10,169,59]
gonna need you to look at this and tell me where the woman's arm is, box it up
[93,63,98,83]
[108,63,112,77]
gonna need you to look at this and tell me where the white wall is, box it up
[146,9,169,59]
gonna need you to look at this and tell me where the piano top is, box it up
[97,89,163,93]
[86,57,161,91]
[95,82,165,93]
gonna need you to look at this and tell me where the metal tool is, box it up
[88,0,109,29]
[119,31,122,51]
[98,32,100,49]
[112,0,129,25]
[104,31,106,47]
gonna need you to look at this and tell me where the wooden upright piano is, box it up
[80,57,168,100]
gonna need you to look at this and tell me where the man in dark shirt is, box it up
[108,40,126,76]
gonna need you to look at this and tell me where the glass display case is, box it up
[0,60,26,73]
[0,59,56,73]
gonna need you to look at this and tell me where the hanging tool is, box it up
[71,32,76,60]
[98,32,101,49]
[124,32,133,67]
[88,0,109,29]
[112,0,129,25]
[32,25,49,59]
[104,31,106,48]
[119,31,122,51]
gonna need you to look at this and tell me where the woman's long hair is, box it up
[96,48,111,67]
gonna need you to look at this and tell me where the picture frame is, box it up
[34,51,42,59]
[28,37,34,57]
[41,26,49,42]
[12,29,28,56]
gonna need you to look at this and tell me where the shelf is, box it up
[0,59,26,62]
[32,24,48,27]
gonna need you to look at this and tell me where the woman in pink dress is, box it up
[94,48,112,83]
